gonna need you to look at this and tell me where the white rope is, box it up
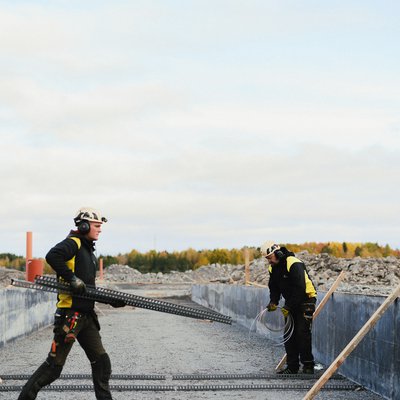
[249,306,295,346]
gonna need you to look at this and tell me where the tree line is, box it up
[1,242,399,274]
[100,242,399,274]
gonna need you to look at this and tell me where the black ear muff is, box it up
[275,250,284,259]
[77,220,90,234]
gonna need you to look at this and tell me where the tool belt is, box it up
[54,308,85,344]
[63,310,84,343]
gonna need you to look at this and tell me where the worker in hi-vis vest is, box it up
[18,207,124,400]
[262,241,317,375]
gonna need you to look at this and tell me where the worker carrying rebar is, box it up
[18,207,123,400]
[261,241,317,375]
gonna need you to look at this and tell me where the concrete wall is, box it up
[0,288,56,348]
[192,284,399,400]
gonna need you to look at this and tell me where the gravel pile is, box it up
[1,252,399,296]
[103,252,400,296]
[0,266,25,289]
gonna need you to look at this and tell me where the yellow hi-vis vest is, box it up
[57,237,81,308]
[269,256,317,298]
[287,256,317,298]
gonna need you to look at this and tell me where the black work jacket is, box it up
[268,248,317,310]
[45,231,97,312]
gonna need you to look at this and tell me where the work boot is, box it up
[303,366,314,374]
[277,367,298,375]
[18,361,62,400]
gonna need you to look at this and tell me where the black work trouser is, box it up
[284,298,316,371]
[18,308,112,400]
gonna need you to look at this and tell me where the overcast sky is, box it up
[1,1,399,258]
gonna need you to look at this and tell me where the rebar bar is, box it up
[0,373,344,381]
[37,275,232,323]
[172,373,345,380]
[11,277,232,324]
[0,382,361,392]
[0,374,165,381]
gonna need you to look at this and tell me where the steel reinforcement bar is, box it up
[172,373,345,381]
[0,374,165,381]
[0,383,360,392]
[36,276,232,323]
[11,277,231,324]
[0,373,344,381]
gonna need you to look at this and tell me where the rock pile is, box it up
[103,252,400,296]
[0,267,25,289]
[1,252,399,296]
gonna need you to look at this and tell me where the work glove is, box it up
[281,306,290,318]
[266,302,277,312]
[70,276,86,294]
[109,300,126,308]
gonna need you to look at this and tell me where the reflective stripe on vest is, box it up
[57,237,82,308]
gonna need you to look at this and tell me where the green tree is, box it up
[101,255,120,267]
[208,249,230,264]
[0,253,25,269]
[321,244,332,254]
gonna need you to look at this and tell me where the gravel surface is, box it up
[0,287,384,400]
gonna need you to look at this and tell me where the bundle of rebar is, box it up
[11,276,232,325]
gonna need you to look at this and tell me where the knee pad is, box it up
[101,353,111,376]
[41,360,63,383]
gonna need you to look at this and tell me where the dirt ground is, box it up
[0,288,384,400]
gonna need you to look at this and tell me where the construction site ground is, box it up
[0,284,384,400]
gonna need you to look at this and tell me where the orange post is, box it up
[99,258,104,281]
[244,247,250,285]
[26,259,44,282]
[25,231,44,282]
[25,231,33,281]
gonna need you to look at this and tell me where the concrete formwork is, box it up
[0,288,55,348]
[313,292,400,400]
[192,284,399,400]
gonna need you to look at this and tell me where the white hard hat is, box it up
[260,241,280,257]
[74,207,107,225]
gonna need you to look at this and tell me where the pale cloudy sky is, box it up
[1,1,399,257]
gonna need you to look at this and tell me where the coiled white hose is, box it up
[249,306,294,346]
